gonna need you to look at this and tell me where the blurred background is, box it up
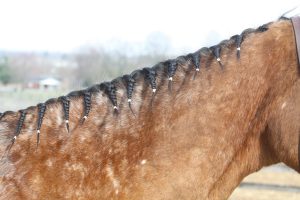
[0,0,299,198]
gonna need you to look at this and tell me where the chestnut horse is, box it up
[0,17,300,200]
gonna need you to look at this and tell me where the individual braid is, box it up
[82,91,91,123]
[167,60,177,92]
[59,96,70,132]
[0,112,3,120]
[188,52,201,79]
[8,110,27,152]
[15,110,27,137]
[123,74,136,115]
[109,83,118,112]
[102,82,118,114]
[257,24,269,32]
[143,68,157,92]
[210,45,223,69]
[143,68,157,105]
[232,34,243,59]
[36,103,46,147]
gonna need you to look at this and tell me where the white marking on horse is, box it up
[141,159,147,165]
[281,102,287,109]
[46,159,53,167]
[106,163,120,195]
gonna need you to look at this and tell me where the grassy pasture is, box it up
[0,89,67,112]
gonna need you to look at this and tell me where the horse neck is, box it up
[0,20,298,199]
[136,19,298,199]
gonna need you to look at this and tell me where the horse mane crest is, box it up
[0,18,289,150]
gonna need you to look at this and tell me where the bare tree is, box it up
[73,34,171,88]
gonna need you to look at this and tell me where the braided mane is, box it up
[0,19,281,151]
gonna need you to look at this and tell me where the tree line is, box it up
[0,32,172,90]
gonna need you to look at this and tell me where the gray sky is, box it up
[0,0,299,54]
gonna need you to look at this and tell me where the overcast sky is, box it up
[0,0,299,54]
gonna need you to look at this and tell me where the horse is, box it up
[0,16,299,200]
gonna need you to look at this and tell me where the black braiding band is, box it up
[59,96,70,132]
[37,103,46,147]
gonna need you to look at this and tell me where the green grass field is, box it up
[0,89,68,112]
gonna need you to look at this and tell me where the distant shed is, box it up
[26,77,61,89]
[39,78,61,89]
